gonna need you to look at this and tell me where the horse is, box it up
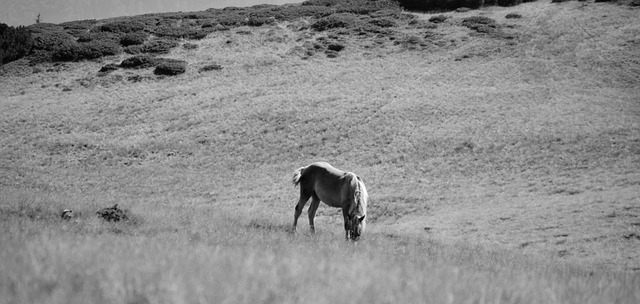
[291,162,368,241]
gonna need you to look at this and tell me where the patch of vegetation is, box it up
[119,55,158,69]
[429,15,448,23]
[505,13,523,19]
[312,13,362,31]
[153,26,213,40]
[0,23,33,65]
[97,20,145,33]
[125,39,179,55]
[154,59,187,76]
[182,43,198,50]
[120,32,148,46]
[398,0,534,11]
[99,63,119,73]
[199,63,223,72]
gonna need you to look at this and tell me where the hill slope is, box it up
[0,1,639,302]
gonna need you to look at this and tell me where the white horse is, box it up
[292,162,368,241]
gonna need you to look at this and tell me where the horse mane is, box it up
[346,172,367,216]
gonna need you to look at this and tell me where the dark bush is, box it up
[302,0,340,6]
[147,39,179,53]
[429,15,448,23]
[29,25,75,51]
[59,19,98,31]
[99,63,119,73]
[76,39,121,59]
[51,42,80,61]
[215,13,247,26]
[398,0,488,10]
[1,23,34,65]
[182,43,198,50]
[154,26,212,39]
[120,55,158,69]
[199,63,223,72]
[154,59,187,75]
[496,0,523,6]
[505,13,522,19]
[312,13,361,31]
[327,43,345,52]
[270,5,334,20]
[120,32,148,46]
[98,20,145,33]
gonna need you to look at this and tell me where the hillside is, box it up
[1,0,639,303]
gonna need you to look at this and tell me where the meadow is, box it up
[1,0,639,303]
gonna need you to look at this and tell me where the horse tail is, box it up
[292,166,306,187]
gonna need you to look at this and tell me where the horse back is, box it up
[299,162,350,208]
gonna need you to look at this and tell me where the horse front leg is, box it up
[342,208,351,240]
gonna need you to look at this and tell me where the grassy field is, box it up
[1,1,639,303]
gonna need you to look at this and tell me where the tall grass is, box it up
[1,1,639,303]
[1,190,638,304]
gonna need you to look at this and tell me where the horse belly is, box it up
[314,182,343,208]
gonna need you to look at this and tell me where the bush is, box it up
[76,39,121,59]
[182,43,198,50]
[505,13,522,19]
[199,63,223,72]
[398,0,491,10]
[429,15,448,23]
[154,59,187,75]
[120,55,158,69]
[1,23,33,65]
[312,13,361,31]
[127,39,179,54]
[99,63,119,73]
[120,32,148,46]
[98,20,145,33]
[496,0,523,6]
[302,0,340,5]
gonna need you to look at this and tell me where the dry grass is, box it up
[1,1,639,303]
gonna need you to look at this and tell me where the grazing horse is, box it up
[292,162,368,241]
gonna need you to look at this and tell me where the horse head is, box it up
[348,214,366,241]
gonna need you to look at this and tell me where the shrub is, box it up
[76,39,121,59]
[120,32,148,46]
[496,0,523,6]
[302,0,340,6]
[98,20,145,33]
[199,63,223,72]
[398,0,486,10]
[327,43,345,52]
[154,59,187,75]
[1,23,33,65]
[182,43,198,50]
[154,26,212,40]
[59,19,98,31]
[312,13,361,31]
[120,55,158,69]
[505,13,522,19]
[429,15,448,23]
[99,63,119,73]
[138,39,179,54]
[29,25,74,51]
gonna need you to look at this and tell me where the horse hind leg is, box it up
[307,194,321,233]
[293,190,311,233]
